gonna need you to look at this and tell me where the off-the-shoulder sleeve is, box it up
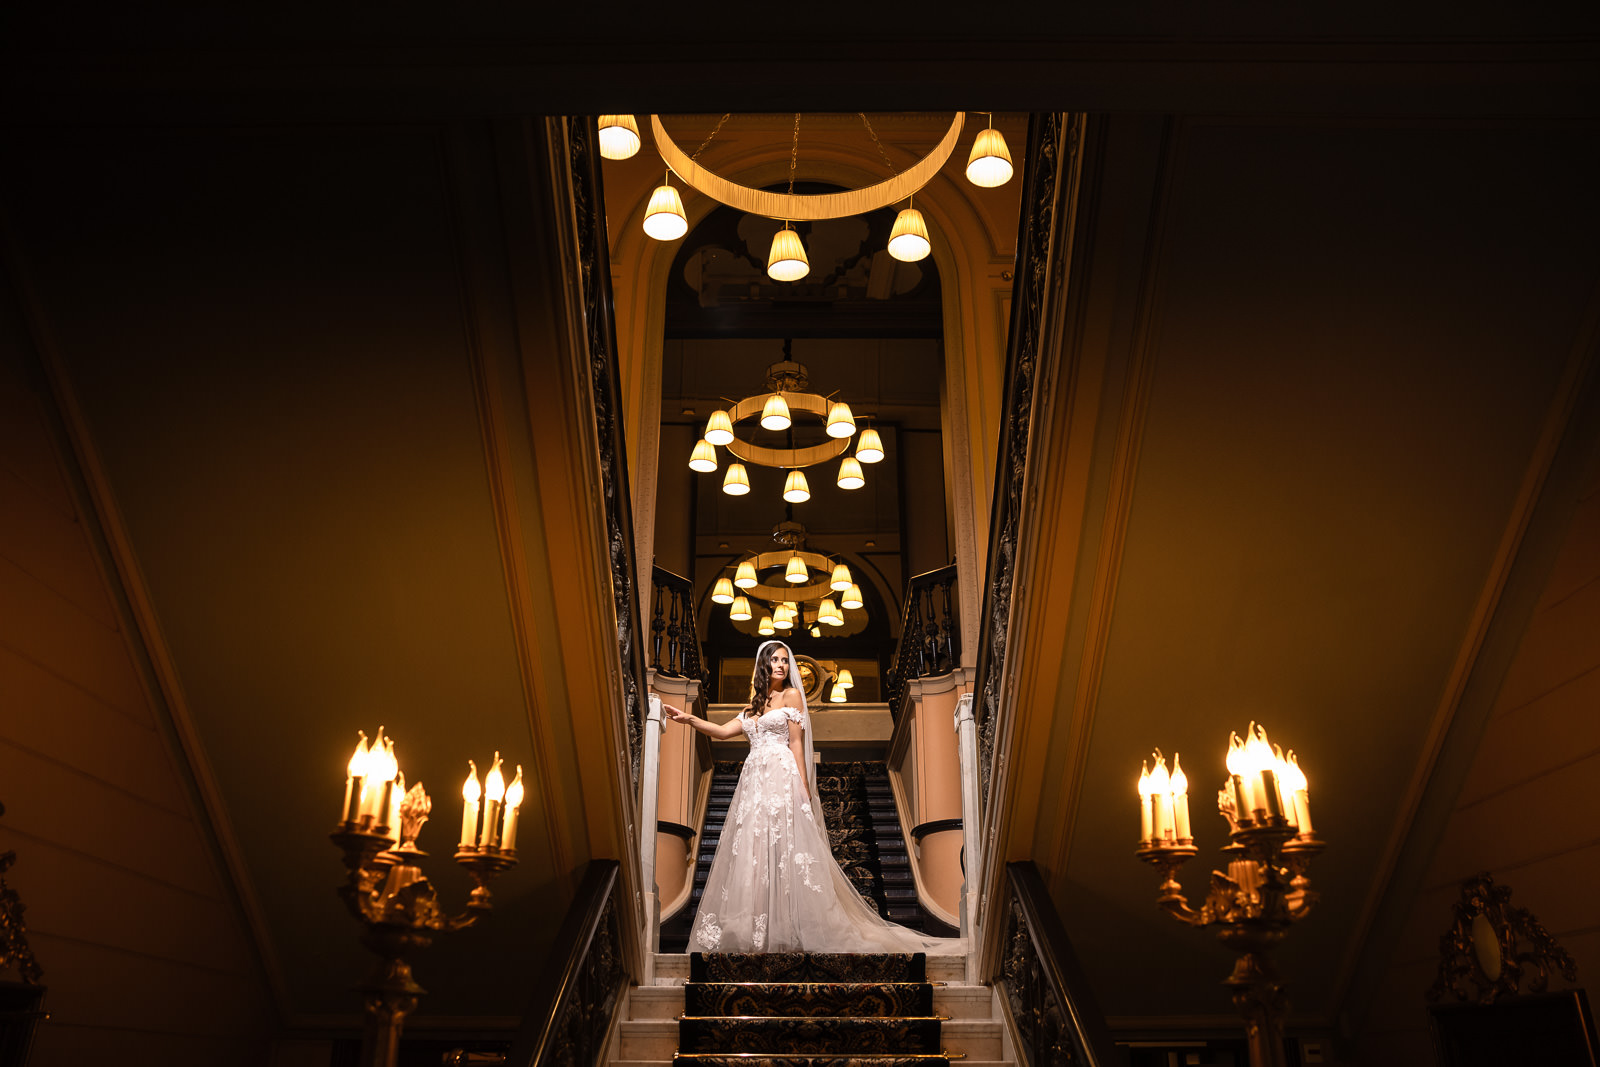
[782,704,804,725]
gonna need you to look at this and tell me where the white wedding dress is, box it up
[688,644,964,955]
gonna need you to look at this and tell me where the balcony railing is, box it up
[649,565,705,681]
[885,563,959,712]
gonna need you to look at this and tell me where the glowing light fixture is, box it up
[785,554,810,584]
[729,596,752,622]
[767,224,810,282]
[734,559,759,589]
[642,176,688,241]
[825,401,856,438]
[773,608,793,631]
[688,439,718,473]
[704,409,735,446]
[830,684,848,703]
[596,115,642,159]
[837,668,855,689]
[856,427,885,463]
[722,462,750,496]
[842,583,864,610]
[887,205,931,262]
[965,121,1014,188]
[818,598,844,627]
[761,393,792,431]
[830,563,853,592]
[836,456,865,490]
[782,469,811,503]
[711,577,735,604]
[758,615,775,636]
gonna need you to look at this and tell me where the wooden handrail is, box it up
[506,859,628,1067]
[1000,861,1119,1067]
[885,562,960,712]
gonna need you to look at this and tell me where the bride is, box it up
[664,640,963,954]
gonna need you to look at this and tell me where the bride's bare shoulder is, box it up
[780,688,803,708]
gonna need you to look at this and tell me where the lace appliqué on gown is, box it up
[685,706,963,955]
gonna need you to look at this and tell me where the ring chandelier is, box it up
[689,355,883,505]
[595,112,1015,281]
[710,523,864,638]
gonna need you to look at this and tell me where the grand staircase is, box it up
[614,950,1008,1066]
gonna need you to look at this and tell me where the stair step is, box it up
[690,952,927,983]
[678,1016,944,1055]
[684,982,933,1018]
[672,1057,949,1067]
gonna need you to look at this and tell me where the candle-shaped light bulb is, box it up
[387,771,404,847]
[1170,753,1192,841]
[373,731,400,829]
[1272,743,1296,825]
[483,753,506,849]
[1285,750,1314,833]
[343,730,369,823]
[460,759,481,849]
[1149,754,1172,843]
[360,726,387,819]
[1246,723,1283,819]
[1137,760,1154,845]
[1226,731,1256,821]
[502,766,524,851]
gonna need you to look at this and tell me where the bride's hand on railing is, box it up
[663,704,693,725]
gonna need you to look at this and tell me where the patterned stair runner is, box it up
[661,761,956,953]
[674,952,948,1066]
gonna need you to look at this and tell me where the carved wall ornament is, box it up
[0,803,43,985]
[1428,871,1579,1005]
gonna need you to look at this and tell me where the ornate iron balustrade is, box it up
[999,862,1117,1067]
[562,115,650,787]
[649,566,705,681]
[885,563,960,712]
[973,112,1080,806]
[506,859,628,1067]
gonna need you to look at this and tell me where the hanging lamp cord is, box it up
[690,113,732,163]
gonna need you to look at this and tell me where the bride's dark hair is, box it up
[743,643,789,716]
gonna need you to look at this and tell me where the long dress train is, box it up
[687,702,964,955]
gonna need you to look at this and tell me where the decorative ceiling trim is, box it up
[651,113,965,221]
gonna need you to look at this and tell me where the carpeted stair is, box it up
[673,952,948,1066]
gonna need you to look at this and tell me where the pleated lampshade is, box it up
[887,207,931,262]
[767,225,810,281]
[785,554,809,584]
[842,583,864,610]
[761,393,792,431]
[734,559,759,588]
[830,684,849,703]
[830,563,852,591]
[837,456,865,489]
[596,115,641,159]
[825,401,855,438]
[782,469,810,503]
[722,462,750,496]
[966,127,1014,188]
[642,182,688,240]
[711,577,735,604]
[856,427,885,463]
[704,409,734,446]
[773,607,793,630]
[818,598,844,626]
[758,615,775,636]
[729,596,753,622]
[837,668,855,689]
[688,438,718,472]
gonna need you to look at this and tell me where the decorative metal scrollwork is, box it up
[546,890,627,1067]
[1001,894,1080,1067]
[1428,870,1579,1005]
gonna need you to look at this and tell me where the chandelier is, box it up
[597,112,1015,280]
[711,522,865,638]
[690,352,883,505]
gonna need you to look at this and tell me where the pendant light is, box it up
[734,559,759,589]
[722,462,750,496]
[887,200,931,262]
[596,115,641,160]
[642,173,688,240]
[767,224,810,282]
[830,563,852,592]
[841,583,864,610]
[837,456,865,490]
[688,439,718,472]
[773,606,793,631]
[758,615,775,636]
[782,469,810,503]
[830,683,848,703]
[729,595,753,622]
[966,116,1014,188]
[761,393,792,431]
[818,598,844,627]
[704,409,735,446]
[825,401,855,438]
[837,668,855,689]
[785,554,809,584]
[711,577,735,604]
[856,426,885,463]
